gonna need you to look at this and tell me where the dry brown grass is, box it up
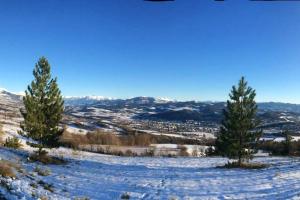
[0,160,20,178]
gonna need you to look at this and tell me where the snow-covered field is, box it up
[1,147,300,200]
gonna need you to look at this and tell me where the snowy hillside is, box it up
[0,89,23,134]
[0,88,22,108]
[1,148,300,200]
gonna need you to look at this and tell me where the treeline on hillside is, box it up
[258,139,300,156]
[59,128,215,149]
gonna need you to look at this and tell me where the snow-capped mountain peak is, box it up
[64,96,113,101]
[0,88,8,92]
[64,95,115,106]
[154,97,174,103]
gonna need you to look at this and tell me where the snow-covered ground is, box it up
[1,147,300,200]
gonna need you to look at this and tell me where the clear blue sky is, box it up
[0,0,300,103]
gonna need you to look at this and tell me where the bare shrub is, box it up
[60,129,121,148]
[143,148,155,157]
[59,130,88,149]
[135,134,153,146]
[109,150,124,156]
[29,150,66,165]
[124,135,135,146]
[86,131,120,145]
[105,146,111,153]
[120,134,153,146]
[124,149,137,157]
[192,149,198,157]
[178,145,189,157]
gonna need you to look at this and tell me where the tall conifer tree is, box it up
[21,57,64,153]
[216,77,261,166]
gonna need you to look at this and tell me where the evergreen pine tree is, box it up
[216,77,261,166]
[20,57,64,153]
[283,130,292,155]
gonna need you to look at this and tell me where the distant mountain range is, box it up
[2,89,300,125]
[258,102,300,113]
[63,96,114,106]
[64,95,300,113]
[64,96,173,106]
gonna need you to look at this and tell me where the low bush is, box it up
[121,192,130,199]
[220,161,268,169]
[29,150,66,165]
[0,163,15,178]
[0,160,20,178]
[34,166,51,176]
[30,182,38,188]
[74,197,90,200]
[39,196,48,200]
[4,136,22,149]
[142,148,155,157]
[38,180,54,193]
[111,150,124,156]
[205,146,216,156]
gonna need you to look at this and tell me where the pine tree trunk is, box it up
[239,132,242,166]
[38,146,43,155]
